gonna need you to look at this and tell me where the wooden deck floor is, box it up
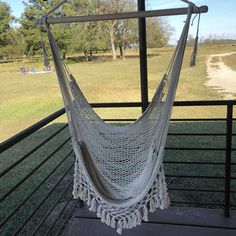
[62,206,236,236]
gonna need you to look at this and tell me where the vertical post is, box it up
[138,0,148,113]
[224,103,233,217]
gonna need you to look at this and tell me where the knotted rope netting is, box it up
[45,4,193,234]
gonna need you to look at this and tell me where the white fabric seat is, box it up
[46,5,193,234]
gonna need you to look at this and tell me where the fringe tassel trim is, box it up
[72,171,170,234]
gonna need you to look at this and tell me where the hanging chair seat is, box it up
[45,2,194,234]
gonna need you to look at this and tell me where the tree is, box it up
[1,29,26,59]
[95,0,138,60]
[70,22,109,61]
[146,18,171,48]
[96,0,127,60]
[114,19,138,59]
[0,1,14,58]
[113,1,138,59]
[68,0,110,60]
[19,0,73,58]
[18,0,49,57]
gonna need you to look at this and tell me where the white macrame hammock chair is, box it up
[45,4,194,234]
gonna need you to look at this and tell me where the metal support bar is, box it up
[168,187,225,193]
[138,0,148,113]
[166,175,225,179]
[172,201,224,207]
[44,0,67,18]
[164,161,226,165]
[41,6,208,25]
[224,104,233,217]
[165,147,226,151]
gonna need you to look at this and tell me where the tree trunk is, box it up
[119,43,125,59]
[108,21,117,60]
[84,50,89,61]
[89,50,93,61]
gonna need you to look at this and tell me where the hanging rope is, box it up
[190,12,201,66]
[40,28,50,67]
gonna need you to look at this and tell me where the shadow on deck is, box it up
[63,206,236,236]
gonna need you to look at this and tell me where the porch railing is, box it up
[0,100,235,235]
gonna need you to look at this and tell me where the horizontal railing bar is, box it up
[104,119,136,122]
[0,124,68,178]
[44,6,208,25]
[171,201,224,206]
[173,100,236,106]
[165,147,226,151]
[31,180,73,236]
[54,199,79,236]
[103,118,228,122]
[168,187,224,193]
[166,174,225,179]
[91,100,236,107]
[167,133,227,136]
[92,102,143,108]
[164,161,226,165]
[12,163,74,236]
[45,195,74,236]
[0,137,70,203]
[1,100,235,153]
[165,161,236,166]
[0,108,65,153]
[169,188,236,193]
[170,118,228,121]
[0,150,73,228]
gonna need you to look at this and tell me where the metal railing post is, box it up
[224,102,233,217]
[138,0,149,113]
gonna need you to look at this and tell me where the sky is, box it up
[5,0,236,43]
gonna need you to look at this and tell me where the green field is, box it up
[1,44,236,235]
[1,44,236,141]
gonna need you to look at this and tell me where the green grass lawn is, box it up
[1,44,236,141]
[1,44,236,235]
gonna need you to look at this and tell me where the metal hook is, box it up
[180,0,196,7]
[40,0,68,24]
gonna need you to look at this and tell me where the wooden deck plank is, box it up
[63,218,236,236]
[73,206,236,229]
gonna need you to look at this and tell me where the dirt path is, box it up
[205,52,236,99]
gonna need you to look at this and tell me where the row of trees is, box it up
[187,34,236,47]
[0,0,172,60]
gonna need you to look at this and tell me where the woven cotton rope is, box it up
[45,5,193,234]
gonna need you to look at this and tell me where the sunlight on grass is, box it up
[0,45,235,140]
